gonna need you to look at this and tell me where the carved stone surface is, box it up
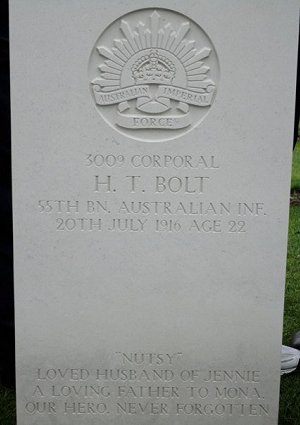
[89,8,219,141]
[10,1,299,425]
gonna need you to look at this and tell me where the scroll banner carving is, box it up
[92,83,215,107]
[116,113,191,129]
[92,84,151,106]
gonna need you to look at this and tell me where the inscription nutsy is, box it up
[24,353,269,418]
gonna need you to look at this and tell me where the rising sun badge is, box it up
[89,9,219,141]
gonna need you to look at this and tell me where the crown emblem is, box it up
[93,10,215,93]
[132,50,176,85]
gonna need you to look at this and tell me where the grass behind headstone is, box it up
[291,142,300,192]
[280,141,300,425]
[0,386,15,425]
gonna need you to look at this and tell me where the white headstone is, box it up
[10,1,299,425]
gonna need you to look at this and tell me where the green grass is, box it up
[0,386,15,425]
[279,141,300,425]
[0,143,299,425]
[280,204,300,425]
[282,206,300,343]
[291,141,300,192]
